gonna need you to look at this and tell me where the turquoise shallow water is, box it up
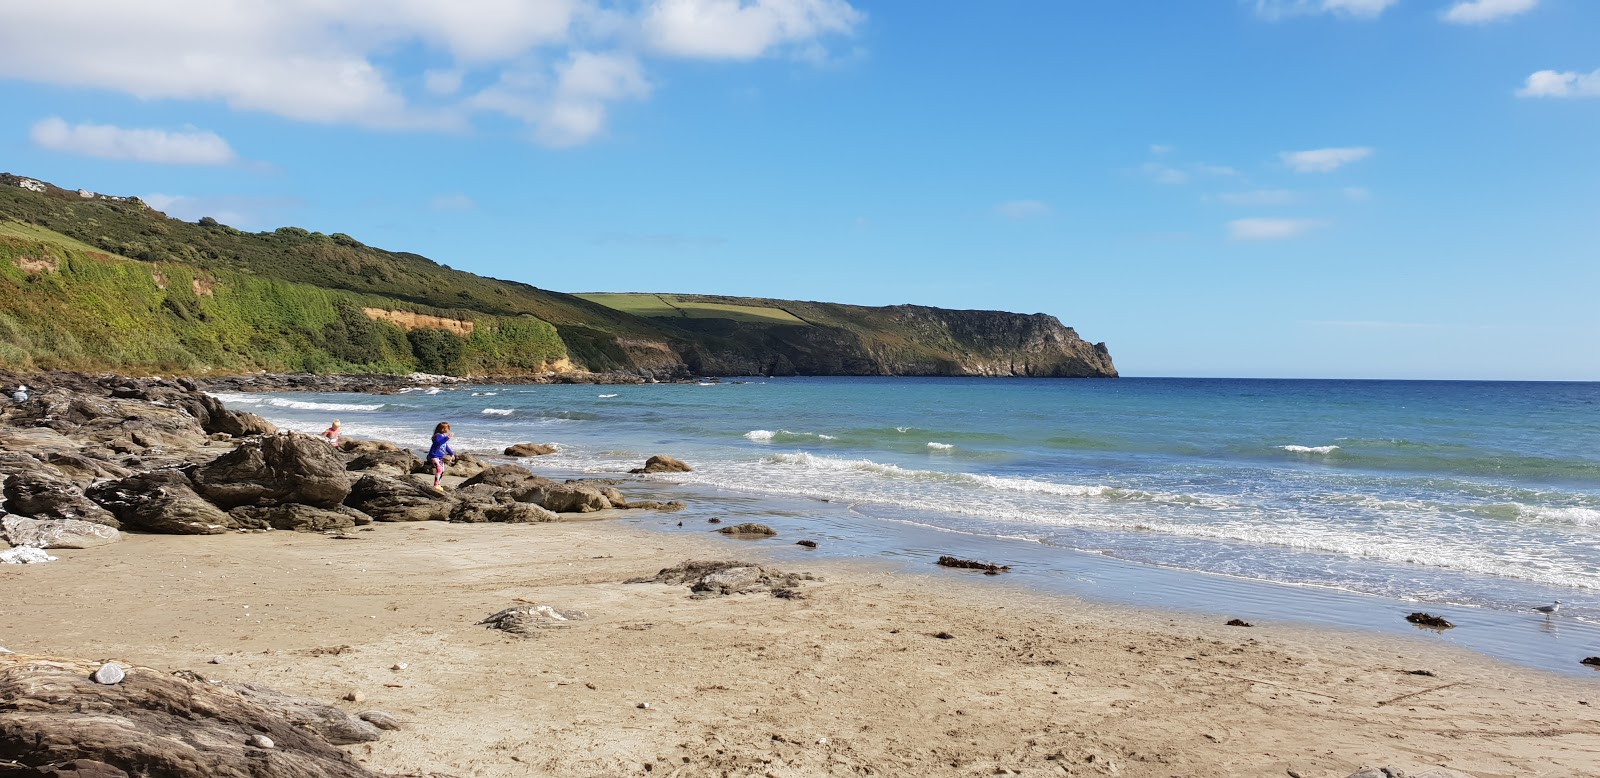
[220,377,1600,673]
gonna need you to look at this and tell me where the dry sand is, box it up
[3,518,1598,777]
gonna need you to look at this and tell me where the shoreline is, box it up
[6,520,1597,777]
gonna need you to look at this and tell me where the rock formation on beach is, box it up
[0,173,1115,380]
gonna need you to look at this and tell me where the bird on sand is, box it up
[1532,601,1562,615]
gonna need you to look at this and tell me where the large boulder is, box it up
[2,470,118,527]
[410,452,489,480]
[344,475,455,522]
[504,443,557,457]
[509,482,611,513]
[86,470,235,535]
[0,516,120,549]
[629,455,692,474]
[228,504,362,533]
[345,450,421,478]
[191,435,352,509]
[449,500,559,524]
[0,655,389,777]
[459,464,554,490]
[205,408,277,438]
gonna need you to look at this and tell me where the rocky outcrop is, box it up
[344,475,456,523]
[86,470,235,534]
[0,516,119,549]
[0,655,392,777]
[191,435,352,509]
[504,443,556,457]
[2,470,118,527]
[630,455,692,474]
[228,504,365,533]
[510,482,611,513]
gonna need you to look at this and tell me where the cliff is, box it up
[0,174,1115,379]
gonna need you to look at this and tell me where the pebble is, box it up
[209,656,227,664]
[91,663,125,685]
[246,734,275,749]
[0,646,12,655]
[391,662,408,671]
[358,710,402,731]
[344,690,365,703]
[637,702,652,709]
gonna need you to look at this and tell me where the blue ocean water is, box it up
[219,377,1600,634]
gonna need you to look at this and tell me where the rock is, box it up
[1405,612,1454,629]
[449,500,559,524]
[599,487,628,507]
[0,516,120,549]
[503,443,557,457]
[228,504,358,533]
[91,664,125,685]
[936,555,1009,574]
[345,450,422,478]
[707,518,721,524]
[338,438,403,455]
[19,760,130,777]
[40,452,132,485]
[191,434,353,509]
[206,410,276,438]
[343,690,364,703]
[0,546,58,564]
[86,470,236,534]
[357,710,401,731]
[1347,770,1407,778]
[510,482,611,513]
[2,470,118,527]
[390,663,407,672]
[344,475,455,522]
[209,656,227,665]
[627,560,817,598]
[459,464,553,490]
[796,540,818,548]
[245,734,274,749]
[934,632,955,640]
[1225,618,1254,627]
[629,455,692,474]
[1582,656,1600,667]
[622,500,685,512]
[717,523,776,537]
[479,604,590,636]
[213,679,383,745]
[412,452,489,479]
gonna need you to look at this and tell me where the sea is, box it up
[215,377,1600,675]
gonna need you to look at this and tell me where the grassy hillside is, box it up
[0,174,1116,379]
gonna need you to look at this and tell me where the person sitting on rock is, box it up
[428,421,456,491]
[320,419,342,447]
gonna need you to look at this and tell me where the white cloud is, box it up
[643,0,864,60]
[1143,160,1238,185]
[141,193,301,229]
[1254,0,1396,19]
[1280,146,1372,173]
[30,117,238,165]
[1228,217,1326,241]
[1516,69,1600,98]
[431,193,476,210]
[1342,186,1371,201]
[1149,144,1175,155]
[1442,0,1538,24]
[0,0,863,147]
[1216,189,1300,206]
[993,199,1051,220]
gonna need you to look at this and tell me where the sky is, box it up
[1,0,1596,380]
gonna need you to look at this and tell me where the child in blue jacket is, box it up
[428,422,456,491]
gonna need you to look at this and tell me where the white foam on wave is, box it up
[744,430,776,442]
[1517,505,1600,526]
[763,452,1115,498]
[1280,444,1340,454]
[471,392,497,397]
[895,426,911,433]
[598,393,618,398]
[223,396,384,412]
[818,434,837,441]
[482,408,515,416]
[927,442,955,450]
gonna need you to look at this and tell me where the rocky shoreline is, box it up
[0,371,688,776]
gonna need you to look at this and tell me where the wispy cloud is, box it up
[1143,161,1238,185]
[993,199,1052,220]
[1228,217,1326,241]
[431,193,476,211]
[1280,146,1372,173]
[1254,0,1397,20]
[1516,69,1600,99]
[1214,189,1301,206]
[643,0,864,60]
[1442,0,1538,24]
[30,117,238,165]
[141,193,302,230]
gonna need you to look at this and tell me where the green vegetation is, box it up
[576,293,807,324]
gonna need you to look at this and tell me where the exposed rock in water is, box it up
[0,655,391,777]
[478,604,590,636]
[1582,656,1600,668]
[796,540,818,548]
[936,555,1010,575]
[2,470,118,527]
[344,475,455,522]
[86,470,235,534]
[0,516,119,549]
[625,500,685,512]
[627,560,817,598]
[1225,619,1254,628]
[1405,612,1454,629]
[503,443,557,457]
[629,455,692,474]
[717,523,776,537]
[191,434,353,509]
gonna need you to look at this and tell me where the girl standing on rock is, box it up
[428,422,456,491]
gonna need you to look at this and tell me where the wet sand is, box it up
[3,519,1598,777]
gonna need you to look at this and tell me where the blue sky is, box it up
[1,0,1596,379]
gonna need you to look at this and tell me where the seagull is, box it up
[1533,600,1562,615]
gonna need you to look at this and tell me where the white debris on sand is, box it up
[1,546,58,564]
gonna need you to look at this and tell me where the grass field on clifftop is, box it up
[577,293,807,325]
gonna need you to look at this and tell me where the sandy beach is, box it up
[5,514,1597,778]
